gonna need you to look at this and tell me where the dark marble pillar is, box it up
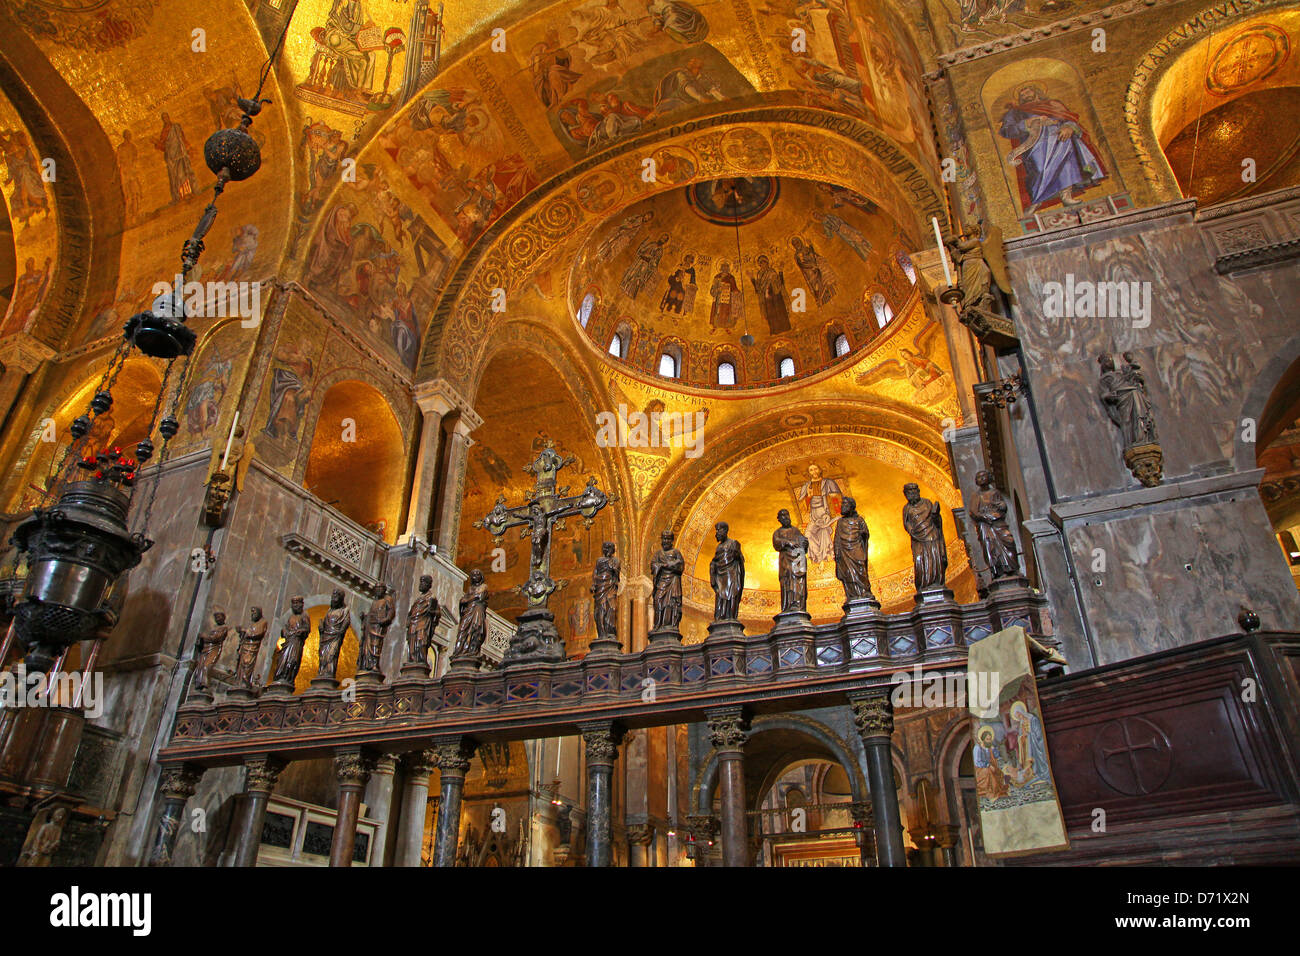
[848,693,906,867]
[147,764,205,867]
[399,749,437,866]
[431,736,476,867]
[330,749,376,867]
[935,824,962,867]
[706,706,750,868]
[229,755,286,868]
[580,721,625,867]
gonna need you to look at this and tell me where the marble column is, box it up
[147,764,205,867]
[330,749,376,867]
[435,412,481,561]
[628,576,651,652]
[0,334,53,438]
[848,693,907,867]
[408,382,470,546]
[431,736,476,867]
[229,755,286,867]
[935,824,962,867]
[580,721,625,867]
[706,706,750,868]
[626,823,654,866]
[363,755,398,866]
[398,748,437,867]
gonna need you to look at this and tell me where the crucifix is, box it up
[474,442,614,663]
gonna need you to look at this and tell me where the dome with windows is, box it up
[570,176,921,390]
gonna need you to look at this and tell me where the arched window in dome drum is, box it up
[578,293,595,328]
[659,352,679,378]
[778,356,796,378]
[872,293,893,329]
[609,332,624,358]
[717,360,736,386]
[833,333,850,357]
[896,250,917,284]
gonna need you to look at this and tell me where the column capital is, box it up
[933,823,961,849]
[579,720,626,768]
[626,822,655,846]
[849,802,874,827]
[158,764,205,801]
[448,412,480,439]
[0,333,55,373]
[684,813,719,840]
[432,736,477,775]
[334,749,378,788]
[705,706,750,752]
[244,755,287,794]
[847,692,894,739]
[404,747,439,777]
[413,378,470,418]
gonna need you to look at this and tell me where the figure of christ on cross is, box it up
[474,442,614,663]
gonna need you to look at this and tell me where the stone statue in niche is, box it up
[650,529,685,640]
[270,595,310,688]
[971,471,1021,580]
[772,509,809,615]
[709,521,745,623]
[315,589,350,682]
[17,807,67,867]
[590,542,621,649]
[1098,352,1163,487]
[833,496,877,606]
[190,610,231,698]
[231,606,267,693]
[403,575,440,673]
[357,583,396,678]
[902,483,948,592]
[451,568,489,662]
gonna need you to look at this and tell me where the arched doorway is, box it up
[303,380,404,541]
[696,717,871,867]
[1255,352,1300,593]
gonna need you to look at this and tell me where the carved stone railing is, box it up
[159,579,1048,767]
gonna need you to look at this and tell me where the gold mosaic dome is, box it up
[570,176,921,390]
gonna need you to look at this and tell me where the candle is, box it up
[556,736,562,776]
[220,411,240,471]
[932,217,953,287]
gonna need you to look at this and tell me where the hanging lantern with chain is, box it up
[3,11,298,673]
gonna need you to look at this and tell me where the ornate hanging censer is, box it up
[5,14,296,672]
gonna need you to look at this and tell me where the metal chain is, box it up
[45,337,132,505]
[134,350,191,542]
[127,357,176,511]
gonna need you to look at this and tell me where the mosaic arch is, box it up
[277,0,944,381]
[1124,0,1300,197]
[0,0,294,352]
[419,117,943,390]
[1151,8,1300,205]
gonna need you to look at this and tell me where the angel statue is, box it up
[947,220,1016,344]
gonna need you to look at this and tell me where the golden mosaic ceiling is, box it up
[570,175,920,389]
[1153,11,1300,205]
